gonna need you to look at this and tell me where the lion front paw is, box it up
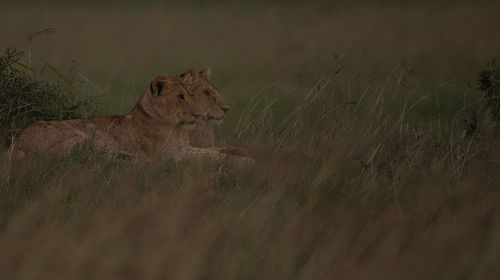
[216,146,250,157]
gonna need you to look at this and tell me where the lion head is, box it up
[180,69,229,125]
[135,74,202,126]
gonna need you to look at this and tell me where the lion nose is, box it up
[221,105,229,113]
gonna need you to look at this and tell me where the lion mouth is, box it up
[180,117,197,125]
[207,117,224,125]
[206,114,224,121]
[198,115,224,122]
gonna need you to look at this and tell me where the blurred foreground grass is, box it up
[0,1,500,279]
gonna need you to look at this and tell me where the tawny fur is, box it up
[182,69,229,148]
[10,72,252,164]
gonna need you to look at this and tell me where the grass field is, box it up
[1,1,500,279]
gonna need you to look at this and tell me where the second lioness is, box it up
[182,69,228,148]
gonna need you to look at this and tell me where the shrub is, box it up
[464,59,500,137]
[478,59,500,122]
[0,47,96,148]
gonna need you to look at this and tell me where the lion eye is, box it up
[177,94,186,103]
[204,89,216,100]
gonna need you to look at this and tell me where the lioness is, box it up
[181,69,228,148]
[10,73,252,164]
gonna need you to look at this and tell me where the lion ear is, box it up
[181,70,198,85]
[199,68,211,81]
[151,74,169,95]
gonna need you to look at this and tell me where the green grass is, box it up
[0,1,499,279]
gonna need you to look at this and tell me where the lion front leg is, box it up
[177,146,255,166]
